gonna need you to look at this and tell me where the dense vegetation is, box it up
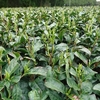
[0,0,96,7]
[0,7,100,100]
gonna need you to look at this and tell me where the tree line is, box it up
[0,0,97,7]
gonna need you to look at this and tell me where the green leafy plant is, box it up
[0,7,100,100]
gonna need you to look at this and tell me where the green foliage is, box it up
[0,0,97,7]
[0,7,100,100]
[65,0,96,6]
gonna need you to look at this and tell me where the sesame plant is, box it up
[0,7,100,100]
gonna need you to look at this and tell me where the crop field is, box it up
[0,7,100,100]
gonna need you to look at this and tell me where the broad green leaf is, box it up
[46,65,53,77]
[96,74,100,81]
[20,35,26,43]
[0,81,4,91]
[80,94,97,100]
[70,52,74,61]
[12,84,22,100]
[83,67,97,80]
[8,52,20,58]
[56,43,68,51]
[9,42,16,46]
[4,81,10,89]
[48,22,56,29]
[28,90,41,100]
[74,51,88,65]
[33,40,43,53]
[29,76,45,92]
[58,29,66,41]
[93,83,100,91]
[6,59,19,76]
[64,34,71,42]
[41,91,48,100]
[97,47,100,52]
[89,94,97,100]
[20,80,30,100]
[80,94,90,100]
[77,46,91,55]
[81,81,92,94]
[37,54,47,61]
[47,90,63,100]
[11,76,21,83]
[58,72,66,80]
[67,77,79,90]
[45,77,65,94]
[15,48,27,54]
[70,67,76,77]
[44,30,48,35]
[91,56,100,65]
[26,66,50,76]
